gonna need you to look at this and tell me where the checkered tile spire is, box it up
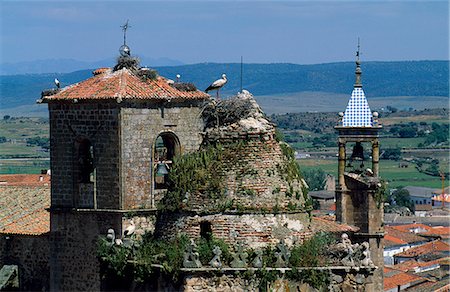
[342,87,373,127]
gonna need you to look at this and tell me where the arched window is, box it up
[154,132,180,189]
[77,139,95,183]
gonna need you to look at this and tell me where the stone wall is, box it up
[49,211,122,291]
[120,101,205,209]
[155,212,312,248]
[184,274,259,291]
[0,234,49,291]
[49,102,121,209]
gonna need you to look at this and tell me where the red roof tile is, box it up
[0,186,50,235]
[391,223,433,233]
[391,258,446,272]
[420,226,450,238]
[42,68,209,102]
[384,267,428,290]
[384,226,427,247]
[385,234,407,246]
[0,174,51,187]
[311,216,359,233]
[394,240,450,258]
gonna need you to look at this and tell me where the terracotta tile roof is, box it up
[0,174,51,187]
[420,226,450,238]
[385,234,407,246]
[42,68,209,102]
[407,280,450,292]
[391,223,433,233]
[0,186,50,235]
[310,216,359,233]
[384,226,427,247]
[394,240,450,258]
[391,258,446,272]
[384,267,428,290]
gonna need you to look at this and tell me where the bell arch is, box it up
[153,131,181,189]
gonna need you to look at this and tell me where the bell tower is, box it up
[334,40,384,292]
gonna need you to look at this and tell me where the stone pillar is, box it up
[371,140,379,177]
[338,141,346,188]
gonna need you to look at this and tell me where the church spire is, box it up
[354,38,362,88]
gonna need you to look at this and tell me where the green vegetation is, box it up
[387,188,414,211]
[158,144,227,212]
[303,168,326,191]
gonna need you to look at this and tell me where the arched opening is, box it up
[77,139,95,183]
[154,132,180,189]
[200,221,212,240]
[74,137,96,208]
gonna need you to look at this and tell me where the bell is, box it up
[155,162,169,176]
[350,142,365,161]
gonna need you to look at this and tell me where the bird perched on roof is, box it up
[176,74,181,83]
[54,78,60,89]
[205,74,227,99]
[123,220,135,237]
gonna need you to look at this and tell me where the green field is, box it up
[299,158,447,190]
[380,137,426,149]
[0,159,50,174]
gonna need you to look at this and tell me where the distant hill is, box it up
[0,61,448,115]
[0,56,184,75]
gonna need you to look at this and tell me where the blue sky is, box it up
[1,0,448,64]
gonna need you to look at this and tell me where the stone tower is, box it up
[334,45,384,292]
[40,46,209,290]
[155,90,310,248]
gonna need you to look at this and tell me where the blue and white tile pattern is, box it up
[342,87,373,127]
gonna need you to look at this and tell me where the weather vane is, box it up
[119,20,131,57]
[356,37,361,60]
[121,20,131,46]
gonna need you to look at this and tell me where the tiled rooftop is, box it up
[311,216,359,233]
[0,174,50,187]
[390,257,447,272]
[383,267,428,291]
[394,240,450,258]
[420,226,450,238]
[42,67,210,102]
[0,186,50,235]
[384,226,427,247]
[391,223,432,233]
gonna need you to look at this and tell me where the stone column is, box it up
[371,140,379,177]
[338,141,346,188]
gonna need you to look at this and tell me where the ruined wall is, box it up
[49,102,120,209]
[120,101,205,209]
[49,211,121,291]
[155,212,312,248]
[0,234,49,291]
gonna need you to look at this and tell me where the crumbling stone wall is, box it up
[155,212,312,248]
[0,234,49,291]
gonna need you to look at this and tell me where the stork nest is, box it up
[41,88,60,97]
[202,91,266,128]
[137,68,158,81]
[172,82,197,92]
[113,56,140,72]
[113,55,159,81]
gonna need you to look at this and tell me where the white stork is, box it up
[205,74,227,99]
[123,220,135,237]
[54,78,60,89]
